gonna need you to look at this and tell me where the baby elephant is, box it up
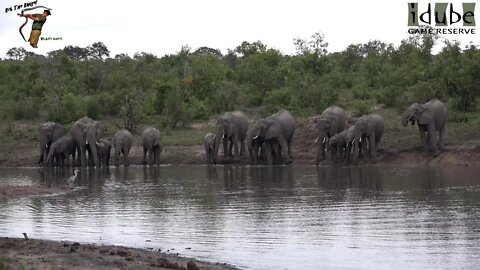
[329,126,363,162]
[204,132,216,164]
[142,127,163,165]
[97,138,112,167]
[46,135,73,167]
[113,129,133,167]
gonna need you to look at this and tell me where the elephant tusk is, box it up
[359,137,362,143]
[314,137,318,143]
[95,141,99,146]
[85,140,88,145]
[322,137,326,144]
[45,144,48,149]
[252,135,259,140]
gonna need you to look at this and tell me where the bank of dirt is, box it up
[0,237,238,270]
[1,114,480,168]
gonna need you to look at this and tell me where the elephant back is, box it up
[142,127,161,146]
[320,106,346,133]
[38,122,66,142]
[72,117,102,142]
[114,129,133,148]
[227,111,249,140]
[424,99,447,130]
[51,135,69,153]
[270,109,295,141]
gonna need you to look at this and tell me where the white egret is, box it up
[67,169,80,187]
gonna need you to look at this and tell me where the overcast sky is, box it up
[0,0,478,58]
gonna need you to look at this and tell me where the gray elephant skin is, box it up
[213,111,249,164]
[353,114,385,162]
[45,135,75,167]
[97,138,112,167]
[71,117,103,167]
[250,109,295,165]
[113,129,133,167]
[204,132,216,164]
[401,98,447,157]
[314,105,346,165]
[38,122,67,166]
[142,127,163,165]
[246,123,281,165]
[329,125,355,162]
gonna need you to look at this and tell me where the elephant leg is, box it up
[124,147,130,166]
[143,146,148,165]
[287,138,293,159]
[264,142,273,165]
[223,137,229,159]
[228,140,234,159]
[78,145,87,167]
[205,144,210,164]
[428,124,440,157]
[418,127,429,154]
[278,137,291,164]
[240,139,245,157]
[330,145,336,162]
[155,148,161,165]
[148,150,154,166]
[114,149,120,167]
[315,140,322,166]
[438,128,445,151]
[368,134,377,160]
[232,134,239,158]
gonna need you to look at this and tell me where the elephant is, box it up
[353,114,385,163]
[204,132,216,164]
[97,138,111,167]
[213,111,249,163]
[71,117,103,167]
[37,122,67,166]
[113,129,133,167]
[250,109,295,165]
[328,126,353,162]
[45,135,73,167]
[142,127,163,166]
[246,122,264,164]
[314,105,346,165]
[246,124,282,165]
[401,98,447,157]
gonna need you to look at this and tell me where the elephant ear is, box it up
[264,120,279,140]
[417,106,433,125]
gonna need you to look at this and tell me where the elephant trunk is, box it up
[45,147,54,166]
[38,143,48,165]
[213,126,223,164]
[401,111,413,127]
[353,131,363,163]
[87,135,100,167]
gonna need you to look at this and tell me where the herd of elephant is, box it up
[206,98,448,165]
[38,117,163,167]
[37,98,447,168]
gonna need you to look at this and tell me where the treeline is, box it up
[0,32,479,131]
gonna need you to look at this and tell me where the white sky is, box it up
[0,0,478,58]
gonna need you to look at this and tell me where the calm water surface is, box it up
[1,165,479,270]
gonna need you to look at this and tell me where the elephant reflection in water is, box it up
[222,165,247,191]
[347,166,382,191]
[315,166,382,191]
[143,166,160,183]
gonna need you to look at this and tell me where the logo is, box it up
[407,3,476,34]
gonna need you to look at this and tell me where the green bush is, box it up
[10,97,40,119]
[352,100,372,116]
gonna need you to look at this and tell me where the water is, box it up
[1,165,480,270]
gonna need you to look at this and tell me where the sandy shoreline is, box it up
[0,237,239,270]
